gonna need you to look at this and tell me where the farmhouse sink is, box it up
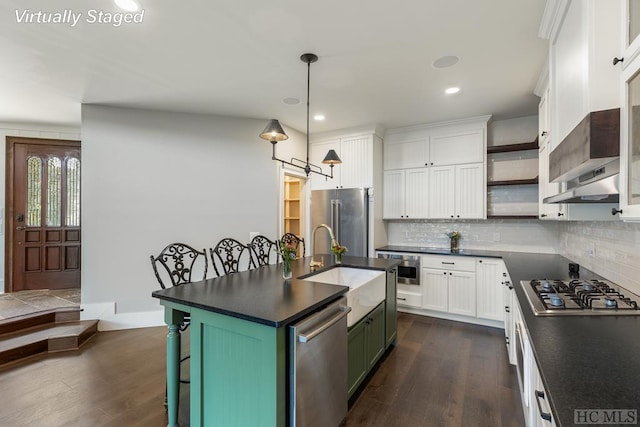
[302,267,385,327]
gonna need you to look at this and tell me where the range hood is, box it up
[544,109,620,204]
[543,162,619,204]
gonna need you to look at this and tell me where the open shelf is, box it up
[487,139,539,154]
[487,177,539,186]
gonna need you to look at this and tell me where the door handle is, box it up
[297,306,351,343]
[16,226,26,230]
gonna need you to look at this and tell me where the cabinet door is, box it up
[620,53,640,220]
[404,168,429,219]
[422,267,448,312]
[340,135,372,188]
[347,318,368,398]
[476,259,505,322]
[538,142,561,219]
[448,271,476,317]
[430,130,484,165]
[455,163,485,219]
[385,268,398,348]
[366,303,386,369]
[310,140,341,190]
[538,86,550,145]
[383,170,405,219]
[429,166,455,219]
[383,139,429,170]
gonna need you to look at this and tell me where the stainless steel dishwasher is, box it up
[289,296,351,427]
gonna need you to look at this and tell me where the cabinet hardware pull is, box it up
[540,214,547,218]
[613,57,624,66]
[505,306,510,312]
[443,272,447,275]
[397,297,407,301]
[478,260,483,263]
[534,390,552,422]
[442,261,455,265]
[557,212,564,217]
[611,208,623,216]
[541,131,548,137]
[449,272,452,275]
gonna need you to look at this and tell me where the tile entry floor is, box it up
[0,289,80,320]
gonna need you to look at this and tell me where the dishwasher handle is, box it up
[297,305,351,343]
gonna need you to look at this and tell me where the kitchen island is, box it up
[152,255,398,427]
[377,246,640,427]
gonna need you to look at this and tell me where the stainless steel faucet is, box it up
[310,224,337,269]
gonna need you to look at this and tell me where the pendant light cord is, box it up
[306,58,311,166]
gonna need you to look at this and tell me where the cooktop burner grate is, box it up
[523,279,640,316]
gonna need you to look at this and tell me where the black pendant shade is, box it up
[258,53,341,179]
[322,149,342,165]
[259,119,288,142]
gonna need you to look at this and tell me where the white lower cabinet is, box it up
[514,292,555,427]
[530,362,555,427]
[422,255,477,316]
[476,258,506,322]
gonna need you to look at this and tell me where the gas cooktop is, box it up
[521,279,640,316]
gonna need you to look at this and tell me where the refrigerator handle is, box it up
[331,199,341,244]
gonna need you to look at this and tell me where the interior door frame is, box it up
[4,136,81,292]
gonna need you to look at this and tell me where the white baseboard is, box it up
[398,306,504,329]
[81,302,165,331]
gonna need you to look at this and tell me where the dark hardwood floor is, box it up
[345,313,524,427]
[0,313,523,427]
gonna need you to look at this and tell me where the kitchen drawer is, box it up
[397,290,422,308]
[421,255,476,272]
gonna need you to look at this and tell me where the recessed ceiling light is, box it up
[114,0,140,12]
[282,97,300,105]
[445,87,461,95]
[313,114,325,121]
[432,55,460,69]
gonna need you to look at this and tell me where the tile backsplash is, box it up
[387,219,640,295]
[558,221,640,295]
[386,219,560,253]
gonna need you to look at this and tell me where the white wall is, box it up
[0,122,81,292]
[81,105,305,326]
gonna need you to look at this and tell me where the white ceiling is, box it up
[0,0,548,134]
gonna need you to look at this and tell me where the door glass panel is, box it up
[66,157,80,226]
[47,157,62,227]
[26,156,42,227]
[629,70,640,205]
[630,0,640,45]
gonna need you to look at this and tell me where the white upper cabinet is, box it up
[383,116,489,220]
[621,11,640,221]
[310,128,382,190]
[547,0,622,151]
[383,139,429,170]
[538,139,562,220]
[538,85,550,146]
[455,163,485,219]
[430,129,484,166]
[383,168,429,219]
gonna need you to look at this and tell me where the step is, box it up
[0,307,81,337]
[0,315,98,369]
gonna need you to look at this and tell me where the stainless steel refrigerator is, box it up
[311,188,369,257]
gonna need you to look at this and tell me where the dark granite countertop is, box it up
[377,246,640,427]
[152,255,399,328]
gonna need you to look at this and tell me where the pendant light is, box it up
[259,53,341,179]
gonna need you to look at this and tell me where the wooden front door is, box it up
[6,137,81,291]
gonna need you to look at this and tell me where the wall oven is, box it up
[376,252,420,286]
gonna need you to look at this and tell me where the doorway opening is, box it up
[5,137,81,293]
[282,173,307,247]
